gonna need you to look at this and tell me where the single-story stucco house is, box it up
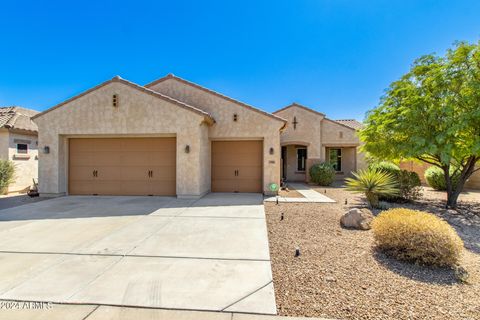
[0,106,39,192]
[32,75,365,198]
[274,103,366,183]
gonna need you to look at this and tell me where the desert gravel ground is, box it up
[265,183,480,320]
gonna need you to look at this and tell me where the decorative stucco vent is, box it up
[112,94,118,107]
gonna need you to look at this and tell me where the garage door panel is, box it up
[120,181,151,195]
[237,166,262,179]
[68,181,95,195]
[211,141,263,193]
[212,154,262,166]
[149,181,176,196]
[211,166,236,180]
[95,181,122,195]
[69,138,176,196]
[69,152,95,166]
[94,152,122,166]
[149,152,176,166]
[93,139,124,151]
[211,180,237,193]
[69,166,95,181]
[120,166,151,181]
[150,166,176,181]
[121,151,151,166]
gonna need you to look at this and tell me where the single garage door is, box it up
[69,138,176,196]
[211,140,263,193]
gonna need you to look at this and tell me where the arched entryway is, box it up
[281,142,309,182]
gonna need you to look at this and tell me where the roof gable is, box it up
[145,74,287,125]
[32,76,215,125]
[273,103,326,117]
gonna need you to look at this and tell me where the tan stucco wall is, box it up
[321,119,360,147]
[149,79,284,193]
[274,106,323,159]
[34,81,210,197]
[0,131,9,160]
[0,130,38,192]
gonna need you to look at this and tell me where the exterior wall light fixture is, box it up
[185,145,190,153]
[43,146,50,154]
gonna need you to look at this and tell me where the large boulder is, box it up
[340,208,374,230]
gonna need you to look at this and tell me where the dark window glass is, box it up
[17,143,28,154]
[297,148,307,171]
[329,148,342,171]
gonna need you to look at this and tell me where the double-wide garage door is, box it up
[69,138,176,196]
[211,141,263,193]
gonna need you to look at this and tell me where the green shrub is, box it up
[369,161,421,201]
[345,169,399,208]
[372,208,463,267]
[425,166,460,191]
[0,160,15,194]
[309,162,335,186]
[368,161,401,176]
[397,170,422,200]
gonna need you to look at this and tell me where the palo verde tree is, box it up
[360,41,480,208]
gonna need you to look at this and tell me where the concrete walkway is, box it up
[0,302,332,319]
[0,194,276,314]
[264,183,335,203]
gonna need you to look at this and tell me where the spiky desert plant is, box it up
[345,169,399,208]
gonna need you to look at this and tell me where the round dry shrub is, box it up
[372,208,463,267]
[309,162,335,186]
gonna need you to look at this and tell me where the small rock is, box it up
[325,276,336,282]
[340,208,374,230]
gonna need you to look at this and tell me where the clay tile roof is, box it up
[145,74,287,125]
[335,119,364,130]
[0,106,39,133]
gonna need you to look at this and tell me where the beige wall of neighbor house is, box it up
[34,80,211,197]
[0,130,38,192]
[148,78,285,193]
[400,160,480,190]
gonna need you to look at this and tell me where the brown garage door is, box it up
[211,141,263,193]
[69,138,176,196]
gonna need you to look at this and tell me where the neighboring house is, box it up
[274,103,366,182]
[0,107,39,192]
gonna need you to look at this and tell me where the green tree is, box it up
[360,41,480,208]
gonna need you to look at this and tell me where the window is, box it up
[296,148,307,171]
[329,148,342,171]
[17,143,28,154]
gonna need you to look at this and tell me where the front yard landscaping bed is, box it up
[265,184,480,320]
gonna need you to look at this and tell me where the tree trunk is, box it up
[445,156,478,208]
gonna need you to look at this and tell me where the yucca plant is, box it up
[346,169,399,208]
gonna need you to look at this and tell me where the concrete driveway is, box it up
[0,194,276,314]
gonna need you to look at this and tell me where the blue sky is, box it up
[1,1,479,121]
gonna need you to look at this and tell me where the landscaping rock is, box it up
[340,208,374,230]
